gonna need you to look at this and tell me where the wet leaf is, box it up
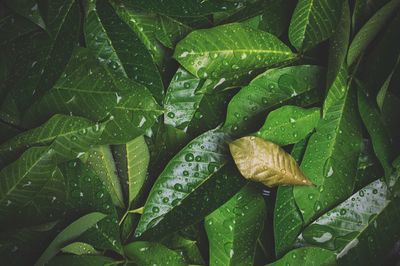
[229,136,313,187]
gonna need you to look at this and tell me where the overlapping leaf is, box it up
[256,106,320,146]
[205,184,266,266]
[289,0,344,51]
[135,129,245,239]
[85,0,164,102]
[224,65,323,135]
[293,66,363,224]
[174,23,295,79]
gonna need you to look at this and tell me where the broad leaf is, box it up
[135,129,246,238]
[0,146,65,227]
[174,23,295,79]
[161,233,205,265]
[289,0,344,51]
[61,242,99,255]
[23,48,162,138]
[3,0,45,29]
[113,2,165,66]
[164,68,233,135]
[347,0,400,66]
[205,184,266,266]
[82,145,125,209]
[85,0,164,102]
[297,179,400,265]
[124,241,187,266]
[268,247,336,266]
[229,136,312,187]
[113,135,150,207]
[352,0,391,31]
[293,66,363,223]
[358,86,395,179]
[256,106,320,146]
[156,15,192,48]
[273,138,309,257]
[2,0,80,114]
[35,212,107,266]
[224,65,323,136]
[327,0,350,88]
[60,160,122,254]
[259,0,295,37]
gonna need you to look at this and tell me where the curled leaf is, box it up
[229,136,312,187]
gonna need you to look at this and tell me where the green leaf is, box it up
[0,114,93,167]
[126,0,240,17]
[256,106,320,146]
[113,1,165,66]
[0,221,58,265]
[61,242,99,255]
[60,160,122,254]
[273,138,309,258]
[161,233,205,265]
[327,0,350,88]
[155,15,192,48]
[164,68,234,135]
[124,241,187,266]
[114,136,150,207]
[288,0,344,51]
[347,0,400,66]
[357,86,395,179]
[298,179,400,265]
[174,23,295,79]
[205,184,266,266]
[352,0,390,31]
[293,66,363,224]
[3,0,80,114]
[4,0,45,29]
[47,255,115,266]
[23,48,162,138]
[82,145,125,209]
[135,129,246,239]
[259,0,295,37]
[0,146,66,227]
[268,247,336,266]
[35,212,107,266]
[224,65,324,136]
[85,0,164,102]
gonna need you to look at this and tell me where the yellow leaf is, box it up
[229,136,312,187]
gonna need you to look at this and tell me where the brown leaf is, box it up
[229,136,312,187]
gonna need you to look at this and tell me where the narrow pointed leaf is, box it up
[114,136,150,207]
[174,23,295,79]
[61,242,99,255]
[229,136,312,187]
[85,0,164,102]
[156,15,192,48]
[297,179,400,265]
[256,106,320,146]
[294,66,363,223]
[224,65,323,136]
[135,130,245,239]
[205,184,266,266]
[35,212,107,266]
[347,0,400,66]
[327,0,350,88]
[4,0,45,29]
[23,48,162,137]
[289,0,344,51]
[82,145,125,209]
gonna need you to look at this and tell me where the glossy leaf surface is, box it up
[229,136,312,187]
[205,184,266,266]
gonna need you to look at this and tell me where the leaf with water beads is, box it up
[229,136,313,187]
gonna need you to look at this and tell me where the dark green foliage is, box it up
[0,0,399,265]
